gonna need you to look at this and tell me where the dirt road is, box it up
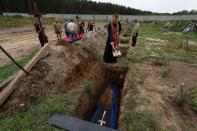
[0,25,58,67]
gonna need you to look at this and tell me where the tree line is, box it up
[172,10,197,15]
[0,0,196,15]
[0,0,155,15]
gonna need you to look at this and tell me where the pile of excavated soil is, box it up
[0,43,100,117]
[0,61,51,116]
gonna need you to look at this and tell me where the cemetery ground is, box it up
[0,17,197,131]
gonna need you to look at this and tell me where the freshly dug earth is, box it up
[0,43,100,117]
[60,47,98,92]
[0,61,51,116]
[72,64,128,121]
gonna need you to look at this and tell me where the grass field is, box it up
[0,16,56,29]
[128,22,197,64]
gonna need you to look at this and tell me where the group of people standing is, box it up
[34,15,140,65]
[34,18,97,46]
[59,18,96,43]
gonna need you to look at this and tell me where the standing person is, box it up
[67,19,76,42]
[87,20,96,32]
[86,20,96,38]
[131,19,140,47]
[79,20,85,38]
[53,19,62,43]
[34,20,48,47]
[103,14,121,63]
[64,18,69,36]
[79,20,85,34]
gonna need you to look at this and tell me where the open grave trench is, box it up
[57,34,131,129]
[0,27,132,130]
[72,62,128,124]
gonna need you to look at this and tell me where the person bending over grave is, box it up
[34,20,48,47]
[53,19,62,43]
[67,19,76,42]
[103,14,122,63]
[131,19,140,47]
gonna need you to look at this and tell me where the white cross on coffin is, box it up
[98,111,106,126]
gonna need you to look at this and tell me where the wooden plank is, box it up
[0,75,15,91]
[0,44,49,106]
[0,51,50,91]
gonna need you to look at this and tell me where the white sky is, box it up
[92,0,197,13]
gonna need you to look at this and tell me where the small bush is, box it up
[154,57,167,66]
[160,67,171,78]
[118,57,130,66]
[96,51,103,60]
[176,85,197,113]
[191,102,197,113]
[77,80,92,94]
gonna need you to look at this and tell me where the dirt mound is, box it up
[0,44,101,117]
[0,61,51,116]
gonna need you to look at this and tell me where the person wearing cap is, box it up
[53,19,62,43]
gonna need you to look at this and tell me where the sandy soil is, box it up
[0,25,58,67]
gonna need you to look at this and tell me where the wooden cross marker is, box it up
[29,1,46,33]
